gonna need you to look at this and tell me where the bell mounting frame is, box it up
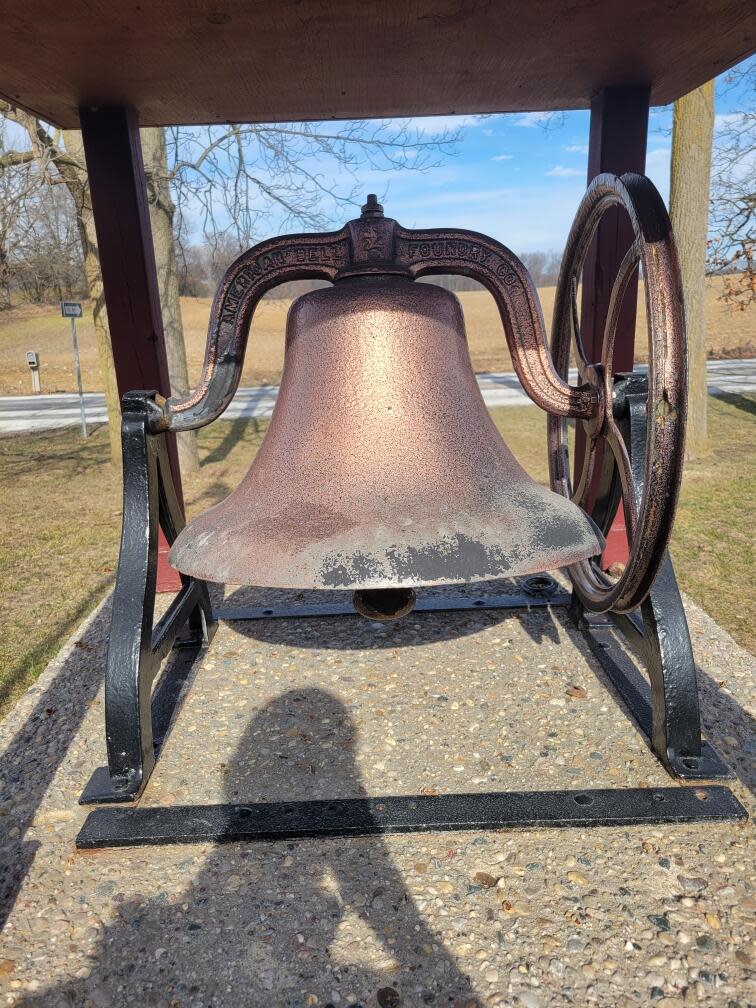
[547,173,687,614]
[77,183,745,846]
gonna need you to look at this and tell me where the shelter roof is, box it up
[2,1,754,128]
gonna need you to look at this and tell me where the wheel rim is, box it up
[547,173,687,614]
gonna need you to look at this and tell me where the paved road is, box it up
[1,358,754,434]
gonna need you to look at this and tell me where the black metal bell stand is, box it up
[77,179,747,848]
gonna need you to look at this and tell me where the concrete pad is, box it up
[0,588,753,1007]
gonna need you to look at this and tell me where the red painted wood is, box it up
[79,105,182,592]
[578,86,650,569]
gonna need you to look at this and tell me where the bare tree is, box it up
[0,122,43,309]
[166,121,457,255]
[0,106,457,473]
[9,182,83,303]
[0,103,125,466]
[519,250,561,287]
[708,63,755,311]
[142,127,199,471]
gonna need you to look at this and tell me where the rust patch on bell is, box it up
[170,276,603,588]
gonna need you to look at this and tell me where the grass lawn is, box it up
[0,395,753,718]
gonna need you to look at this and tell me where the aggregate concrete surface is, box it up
[0,583,753,1007]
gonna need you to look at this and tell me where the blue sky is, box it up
[2,56,751,259]
[324,56,754,256]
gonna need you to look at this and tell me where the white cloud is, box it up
[491,153,514,161]
[482,128,494,136]
[563,144,588,154]
[403,114,482,135]
[546,165,583,177]
[514,111,556,128]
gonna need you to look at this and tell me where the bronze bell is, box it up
[170,207,603,616]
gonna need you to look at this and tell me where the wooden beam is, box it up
[579,85,650,568]
[2,1,752,128]
[79,105,182,591]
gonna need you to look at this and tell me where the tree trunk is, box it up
[670,80,715,460]
[61,130,123,471]
[0,244,10,309]
[141,127,199,473]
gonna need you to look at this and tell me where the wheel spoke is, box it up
[605,420,639,544]
[571,428,597,510]
[570,275,591,375]
[601,242,641,376]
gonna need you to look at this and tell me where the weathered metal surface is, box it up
[548,173,687,614]
[164,196,600,431]
[567,387,727,781]
[76,787,747,849]
[89,177,716,835]
[170,275,603,588]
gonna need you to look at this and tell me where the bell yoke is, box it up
[75,180,746,846]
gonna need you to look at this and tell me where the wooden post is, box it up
[579,85,650,569]
[79,106,182,592]
[670,81,715,460]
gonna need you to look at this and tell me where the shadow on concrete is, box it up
[695,665,756,798]
[21,689,481,1007]
[554,613,756,801]
[0,603,110,931]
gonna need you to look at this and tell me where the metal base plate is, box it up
[214,590,569,622]
[79,766,134,806]
[76,786,746,849]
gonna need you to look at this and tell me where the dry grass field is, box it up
[0,276,753,395]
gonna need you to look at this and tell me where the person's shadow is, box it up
[23,689,481,1007]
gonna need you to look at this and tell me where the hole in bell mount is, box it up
[353,588,417,622]
[523,574,559,597]
[573,793,594,805]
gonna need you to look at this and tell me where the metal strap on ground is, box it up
[76,786,747,848]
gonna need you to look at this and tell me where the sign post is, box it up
[61,301,87,438]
